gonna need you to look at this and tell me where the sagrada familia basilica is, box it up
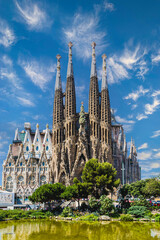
[2,42,141,203]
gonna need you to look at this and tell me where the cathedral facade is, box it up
[2,42,141,203]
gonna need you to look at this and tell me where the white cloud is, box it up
[151,130,160,138]
[154,152,160,159]
[123,124,134,133]
[0,19,16,47]
[124,85,149,101]
[107,56,129,84]
[17,97,35,107]
[103,0,115,11]
[152,50,160,63]
[115,116,135,124]
[106,42,149,84]
[138,143,148,150]
[136,113,148,121]
[0,55,35,107]
[115,115,135,133]
[152,90,160,97]
[119,43,149,79]
[19,58,56,90]
[15,0,52,31]
[153,148,160,152]
[2,55,13,66]
[63,12,107,60]
[131,104,138,110]
[138,151,152,160]
[145,98,160,115]
[150,162,160,169]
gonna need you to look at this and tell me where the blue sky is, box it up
[0,0,160,183]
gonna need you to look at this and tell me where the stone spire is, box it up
[130,137,133,154]
[14,128,20,141]
[90,42,97,77]
[101,54,108,90]
[55,54,62,90]
[65,42,76,119]
[67,42,73,78]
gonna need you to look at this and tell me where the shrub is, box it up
[120,214,133,221]
[128,206,147,218]
[30,211,46,219]
[89,197,100,212]
[61,207,73,217]
[99,195,115,215]
[155,216,160,222]
[79,213,99,221]
[131,197,151,209]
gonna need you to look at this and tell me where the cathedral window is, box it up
[37,138,38,142]
[42,162,45,166]
[47,138,48,142]
[26,146,29,152]
[46,146,49,151]
[9,162,11,166]
[20,162,22,166]
[6,176,13,191]
[36,146,39,151]
[40,175,46,185]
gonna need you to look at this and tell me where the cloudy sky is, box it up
[0,0,160,183]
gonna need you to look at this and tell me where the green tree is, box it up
[99,195,115,215]
[119,179,149,198]
[29,183,65,205]
[82,158,120,198]
[88,197,100,211]
[143,178,160,197]
[61,178,90,208]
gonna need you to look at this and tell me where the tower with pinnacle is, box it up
[52,42,113,184]
[1,42,141,198]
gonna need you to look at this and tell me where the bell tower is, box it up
[89,42,100,158]
[52,54,64,182]
[64,42,77,179]
[100,54,112,164]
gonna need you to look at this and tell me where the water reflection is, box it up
[0,220,160,240]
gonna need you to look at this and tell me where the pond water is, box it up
[0,220,160,240]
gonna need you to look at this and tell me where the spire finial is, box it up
[67,42,73,77]
[36,123,39,128]
[101,53,108,90]
[90,42,97,77]
[55,54,62,90]
[46,123,49,129]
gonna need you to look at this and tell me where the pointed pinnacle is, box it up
[68,41,73,48]
[56,54,61,60]
[102,54,107,59]
[91,42,96,48]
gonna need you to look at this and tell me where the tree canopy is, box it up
[120,177,160,198]
[29,183,65,203]
[82,158,120,198]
